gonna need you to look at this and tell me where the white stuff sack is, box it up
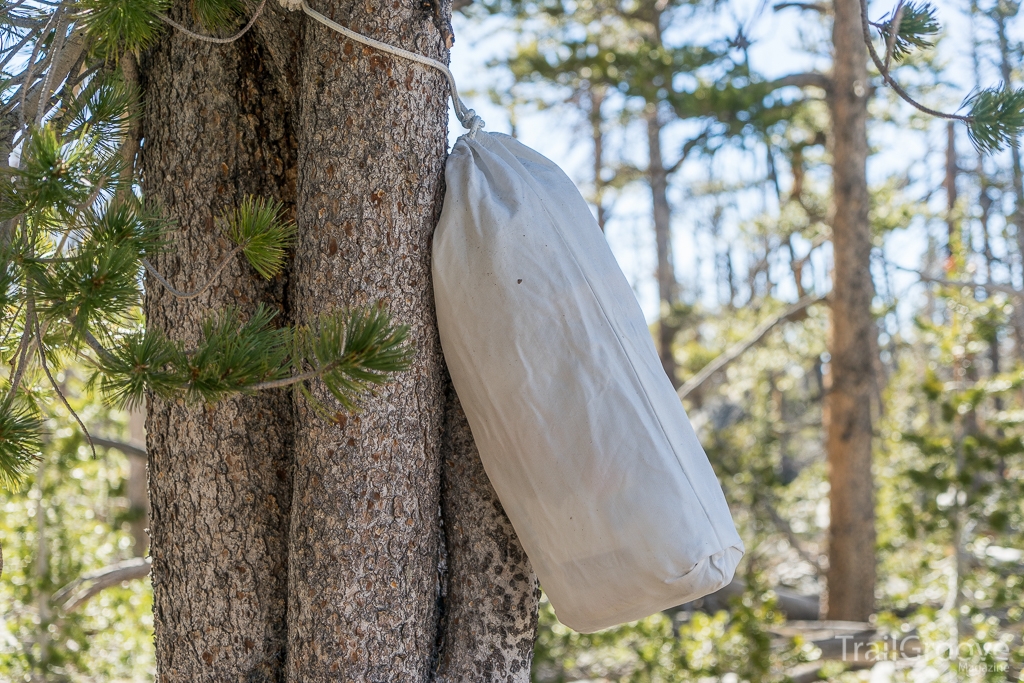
[432,131,744,633]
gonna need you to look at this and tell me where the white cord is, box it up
[299,0,484,136]
[159,0,269,45]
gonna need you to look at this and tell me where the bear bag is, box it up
[432,131,744,633]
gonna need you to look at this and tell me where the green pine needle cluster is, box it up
[0,404,42,490]
[79,0,172,59]
[306,306,414,411]
[0,126,115,222]
[228,197,297,279]
[876,2,940,62]
[964,87,1024,154]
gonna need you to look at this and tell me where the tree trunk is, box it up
[140,5,301,680]
[286,1,537,679]
[647,109,680,387]
[824,0,876,622]
[433,388,539,682]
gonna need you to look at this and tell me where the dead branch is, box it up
[772,2,828,13]
[54,557,151,613]
[758,498,826,575]
[770,72,832,93]
[891,263,1024,300]
[90,436,147,460]
[678,294,827,400]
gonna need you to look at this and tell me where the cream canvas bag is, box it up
[433,131,744,633]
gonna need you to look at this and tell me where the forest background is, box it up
[2,0,1024,681]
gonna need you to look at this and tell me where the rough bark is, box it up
[286,1,451,678]
[823,0,876,622]
[140,4,301,680]
[647,109,680,387]
[433,388,539,682]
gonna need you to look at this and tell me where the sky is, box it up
[442,0,1017,324]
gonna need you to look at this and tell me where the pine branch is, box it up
[857,0,1024,153]
[93,305,413,411]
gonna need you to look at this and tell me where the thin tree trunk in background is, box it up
[433,389,539,682]
[995,8,1024,359]
[591,87,607,231]
[34,459,49,678]
[127,408,148,557]
[647,109,680,387]
[945,122,958,258]
[824,0,876,622]
[140,4,300,679]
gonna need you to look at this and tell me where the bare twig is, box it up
[0,26,40,74]
[758,497,826,574]
[33,6,69,126]
[666,128,712,175]
[248,363,335,391]
[2,298,35,410]
[80,327,117,365]
[678,294,827,400]
[15,6,60,131]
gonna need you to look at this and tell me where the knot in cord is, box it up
[299,0,484,136]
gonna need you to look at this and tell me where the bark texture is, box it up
[824,0,876,622]
[434,388,539,682]
[140,5,301,680]
[286,1,451,678]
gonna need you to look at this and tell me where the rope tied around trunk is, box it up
[299,1,483,136]
[158,0,485,136]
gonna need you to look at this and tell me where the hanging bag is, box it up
[433,132,744,632]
